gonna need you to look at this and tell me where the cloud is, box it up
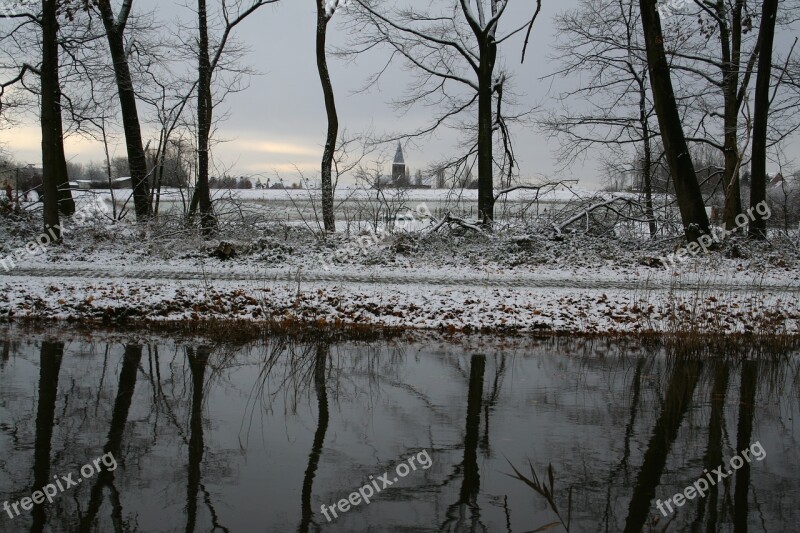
[237,139,320,157]
[242,162,319,174]
[0,126,107,163]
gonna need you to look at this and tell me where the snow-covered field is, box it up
[1,190,797,335]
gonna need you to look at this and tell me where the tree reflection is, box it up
[624,359,703,532]
[692,361,729,532]
[442,354,487,532]
[185,346,211,533]
[31,341,63,533]
[298,344,330,533]
[733,360,757,533]
[78,345,143,532]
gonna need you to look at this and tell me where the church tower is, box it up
[392,142,407,185]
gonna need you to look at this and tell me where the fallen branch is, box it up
[427,212,485,234]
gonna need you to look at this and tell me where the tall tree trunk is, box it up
[97,0,151,222]
[195,0,216,235]
[638,79,657,237]
[40,0,75,238]
[639,0,710,243]
[477,47,496,224]
[749,0,778,239]
[315,0,337,233]
[720,0,745,230]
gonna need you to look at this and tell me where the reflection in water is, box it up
[693,361,729,532]
[624,360,703,532]
[298,344,330,533]
[733,360,757,533]
[0,330,797,532]
[185,346,209,533]
[31,341,63,533]
[79,345,142,532]
[443,354,486,532]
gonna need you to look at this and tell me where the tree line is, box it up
[0,0,795,243]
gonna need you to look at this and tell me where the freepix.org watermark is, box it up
[0,199,109,273]
[320,449,432,522]
[656,441,766,517]
[658,201,772,268]
[312,203,432,271]
[3,452,117,520]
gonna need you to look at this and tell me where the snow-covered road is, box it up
[2,266,799,293]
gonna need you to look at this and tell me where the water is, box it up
[0,329,798,532]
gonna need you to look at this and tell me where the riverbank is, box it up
[1,206,798,335]
[0,265,797,335]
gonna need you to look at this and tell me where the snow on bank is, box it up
[1,194,798,334]
[0,274,796,335]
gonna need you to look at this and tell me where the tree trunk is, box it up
[477,46,496,224]
[720,0,744,229]
[639,0,709,243]
[40,0,75,238]
[315,1,337,233]
[195,0,216,235]
[749,0,778,239]
[97,0,151,222]
[638,79,657,237]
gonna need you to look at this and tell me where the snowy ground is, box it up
[0,192,798,334]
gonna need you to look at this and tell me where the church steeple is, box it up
[393,142,405,165]
[392,142,406,184]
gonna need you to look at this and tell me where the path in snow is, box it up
[2,266,798,293]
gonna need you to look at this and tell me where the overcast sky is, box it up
[1,0,797,188]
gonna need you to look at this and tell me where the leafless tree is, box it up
[546,0,659,237]
[639,0,710,243]
[0,0,81,237]
[94,0,152,221]
[189,0,279,235]
[750,0,779,238]
[344,0,542,224]
[314,0,341,233]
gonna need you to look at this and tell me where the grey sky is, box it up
[178,0,580,185]
[1,0,797,187]
[1,0,591,185]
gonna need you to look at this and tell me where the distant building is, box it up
[769,173,784,187]
[392,142,407,185]
[375,143,430,189]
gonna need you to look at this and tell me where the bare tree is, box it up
[347,0,542,224]
[0,1,79,237]
[95,0,151,221]
[137,41,196,216]
[749,0,779,239]
[653,0,760,230]
[314,0,340,233]
[639,0,710,243]
[189,0,279,235]
[546,0,658,237]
